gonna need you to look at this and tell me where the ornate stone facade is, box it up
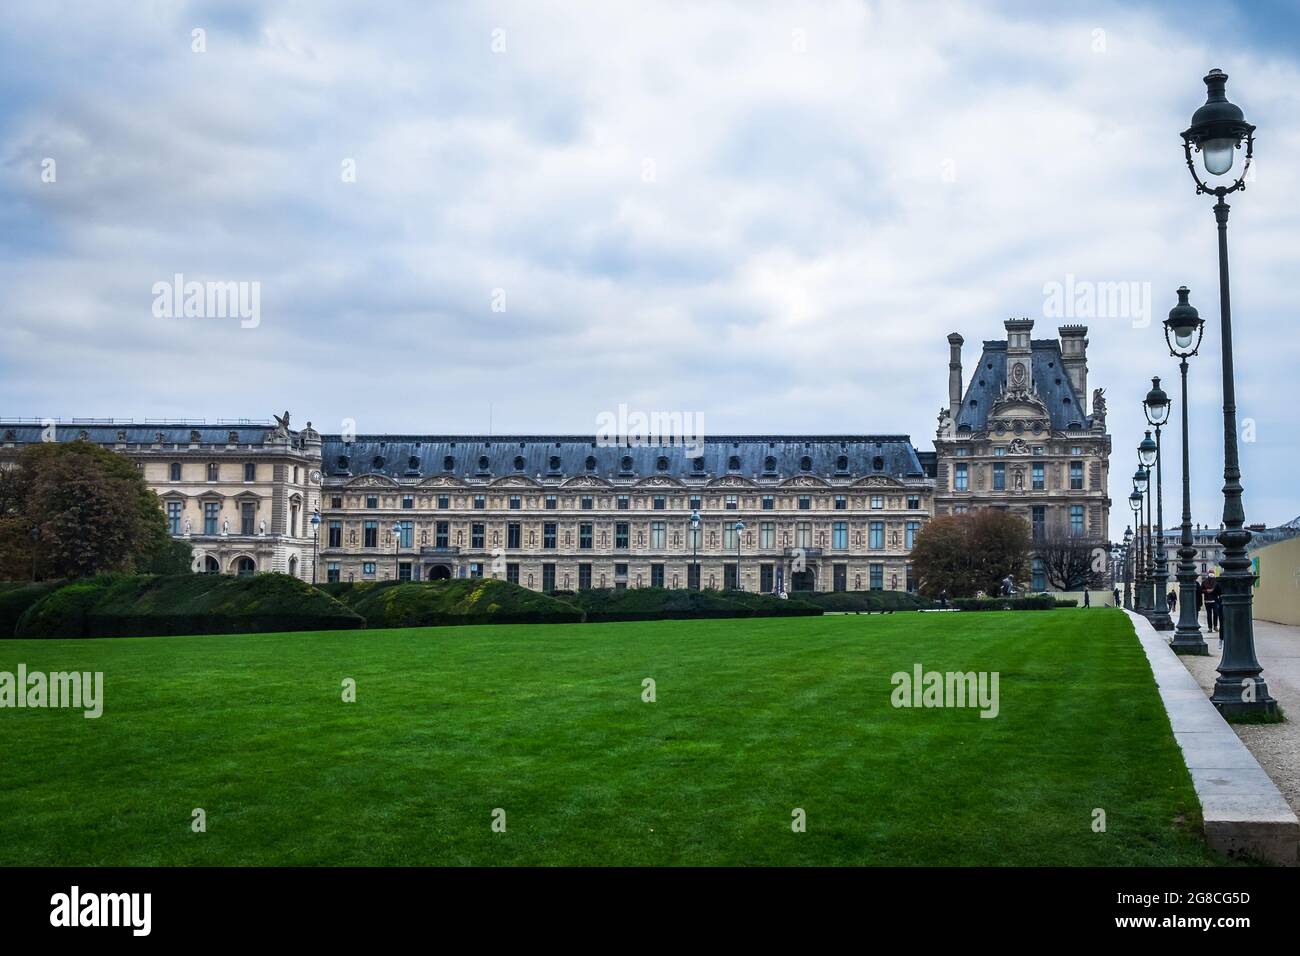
[933,319,1112,590]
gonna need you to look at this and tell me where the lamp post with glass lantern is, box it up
[310,509,321,585]
[1139,423,1172,629]
[1131,467,1150,610]
[1180,68,1275,715]
[391,520,402,582]
[1122,525,1133,610]
[733,519,745,591]
[1164,287,1210,654]
[689,509,701,590]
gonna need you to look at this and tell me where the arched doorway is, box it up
[791,568,816,592]
[288,556,298,578]
[204,556,220,574]
[235,557,256,576]
[428,565,452,581]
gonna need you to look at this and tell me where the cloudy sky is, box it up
[1,0,1298,539]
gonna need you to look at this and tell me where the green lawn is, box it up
[0,609,1224,865]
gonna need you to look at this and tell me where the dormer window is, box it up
[656,456,669,471]
[620,455,633,472]
[477,455,490,471]
[763,456,776,472]
[513,456,526,471]
[372,456,385,469]
[443,455,455,471]
[835,455,848,472]
[728,455,740,471]
[585,455,597,471]
[549,456,562,471]
[799,456,812,472]
[408,456,420,471]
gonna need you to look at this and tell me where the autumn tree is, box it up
[910,509,1031,598]
[1037,529,1108,591]
[1,440,190,579]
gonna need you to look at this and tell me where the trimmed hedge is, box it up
[14,574,365,638]
[0,581,65,637]
[344,579,584,628]
[952,594,1058,612]
[797,590,930,613]
[567,587,821,623]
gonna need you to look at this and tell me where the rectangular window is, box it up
[471,523,485,549]
[362,562,376,577]
[328,521,341,548]
[402,495,414,510]
[725,495,738,510]
[509,495,522,510]
[507,522,521,549]
[798,496,812,511]
[506,562,520,585]
[723,564,738,590]
[1032,506,1045,541]
[327,563,340,583]
[1070,461,1084,491]
[398,521,413,548]
[363,521,378,548]
[545,495,558,510]
[170,462,182,481]
[796,522,812,548]
[581,496,594,510]
[617,496,630,511]
[870,564,884,590]
[1032,557,1046,592]
[993,446,1006,457]
[474,495,487,510]
[906,495,920,510]
[398,562,412,582]
[167,501,182,535]
[905,520,920,549]
[871,495,884,509]
[542,563,556,592]
[366,496,378,509]
[577,563,592,590]
[1070,505,1085,537]
[955,463,968,492]
[437,495,449,509]
[543,522,557,549]
[762,495,775,511]
[834,495,847,510]
[241,502,256,536]
[435,521,449,549]
[653,496,666,511]
[690,495,703,511]
[579,523,592,550]
[869,521,884,550]
[651,521,666,549]
[993,462,1005,491]
[688,522,701,550]
[723,524,737,550]
[760,564,774,593]
[650,563,664,588]
[687,563,701,590]
[244,462,256,482]
[1032,463,1045,490]
[207,462,219,481]
[832,521,848,550]
[760,521,775,549]
[833,563,847,592]
[615,522,629,549]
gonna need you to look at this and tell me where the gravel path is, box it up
[1178,613,1300,820]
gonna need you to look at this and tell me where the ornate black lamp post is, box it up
[1122,526,1133,610]
[1131,467,1150,610]
[1181,69,1275,715]
[1164,287,1210,654]
[733,519,745,591]
[310,509,321,584]
[28,526,39,582]
[689,509,701,590]
[390,520,402,581]
[1128,492,1143,610]
[1139,425,1172,629]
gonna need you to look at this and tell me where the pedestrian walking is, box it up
[1167,589,1177,613]
[1202,575,1221,633]
[1083,590,1091,608]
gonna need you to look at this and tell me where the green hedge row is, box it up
[951,594,1059,612]
[565,587,821,623]
[345,579,584,628]
[797,590,930,613]
[0,581,65,638]
[12,574,364,638]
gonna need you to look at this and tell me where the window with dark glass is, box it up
[363,521,378,548]
[543,523,557,549]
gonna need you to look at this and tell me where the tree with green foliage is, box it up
[910,509,1031,598]
[0,440,190,579]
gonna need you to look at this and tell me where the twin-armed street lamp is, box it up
[1180,69,1275,716]
[1138,421,1172,630]
[1163,288,1209,654]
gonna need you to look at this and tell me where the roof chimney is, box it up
[1058,324,1089,406]
[947,333,964,421]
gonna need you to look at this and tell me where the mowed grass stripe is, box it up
[0,610,1225,865]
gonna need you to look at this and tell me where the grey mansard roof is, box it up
[955,340,1091,432]
[0,421,288,445]
[321,435,928,482]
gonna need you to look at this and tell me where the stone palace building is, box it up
[0,320,1111,593]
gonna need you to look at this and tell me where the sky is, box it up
[1,0,1298,543]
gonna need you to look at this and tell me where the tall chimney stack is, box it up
[1058,324,1089,407]
[947,332,964,422]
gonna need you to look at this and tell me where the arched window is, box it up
[372,456,384,469]
[872,456,884,471]
[799,456,812,472]
[513,456,526,471]
[764,456,776,472]
[585,455,597,471]
[337,455,349,470]
[692,457,705,472]
[620,455,633,472]
[443,455,455,471]
[408,456,420,471]
[656,456,669,471]
[728,455,740,471]
[836,455,848,471]
[235,557,255,576]
[204,556,220,574]
[549,455,562,471]
[477,455,490,471]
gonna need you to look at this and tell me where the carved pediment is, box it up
[707,475,758,488]
[852,475,903,488]
[560,474,611,488]
[779,474,830,488]
[346,474,400,488]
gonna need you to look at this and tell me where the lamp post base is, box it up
[1170,634,1210,655]
[1210,683,1279,720]
[1148,610,1174,631]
